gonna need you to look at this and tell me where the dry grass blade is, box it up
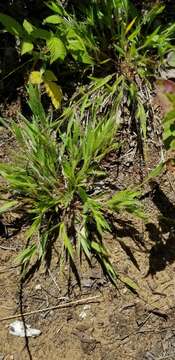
[0,296,101,322]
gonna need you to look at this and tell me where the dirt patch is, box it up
[1,225,175,360]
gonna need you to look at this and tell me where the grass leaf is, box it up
[0,200,18,214]
[59,222,74,260]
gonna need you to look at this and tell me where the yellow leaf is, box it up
[125,17,137,35]
[44,81,62,109]
[29,71,43,85]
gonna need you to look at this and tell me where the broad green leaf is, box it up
[23,19,34,34]
[67,30,93,64]
[46,1,64,15]
[81,52,94,65]
[44,15,63,24]
[0,13,24,36]
[43,70,58,82]
[23,19,50,40]
[21,40,34,55]
[47,36,66,63]
[32,28,51,40]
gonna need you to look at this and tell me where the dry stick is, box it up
[0,295,101,322]
[0,265,21,273]
[0,245,17,251]
[158,355,175,360]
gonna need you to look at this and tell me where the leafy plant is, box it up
[0,86,144,284]
[43,0,175,150]
[0,2,96,108]
[29,69,63,109]
[80,1,175,139]
[1,1,175,117]
[0,12,65,108]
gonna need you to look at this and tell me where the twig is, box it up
[137,313,152,328]
[0,245,17,251]
[138,327,175,335]
[158,354,175,360]
[0,295,100,322]
[0,265,21,273]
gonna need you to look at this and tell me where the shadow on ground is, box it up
[146,181,175,275]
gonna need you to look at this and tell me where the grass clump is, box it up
[0,86,144,283]
[45,0,175,139]
[1,0,173,286]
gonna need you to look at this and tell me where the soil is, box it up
[1,99,175,360]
